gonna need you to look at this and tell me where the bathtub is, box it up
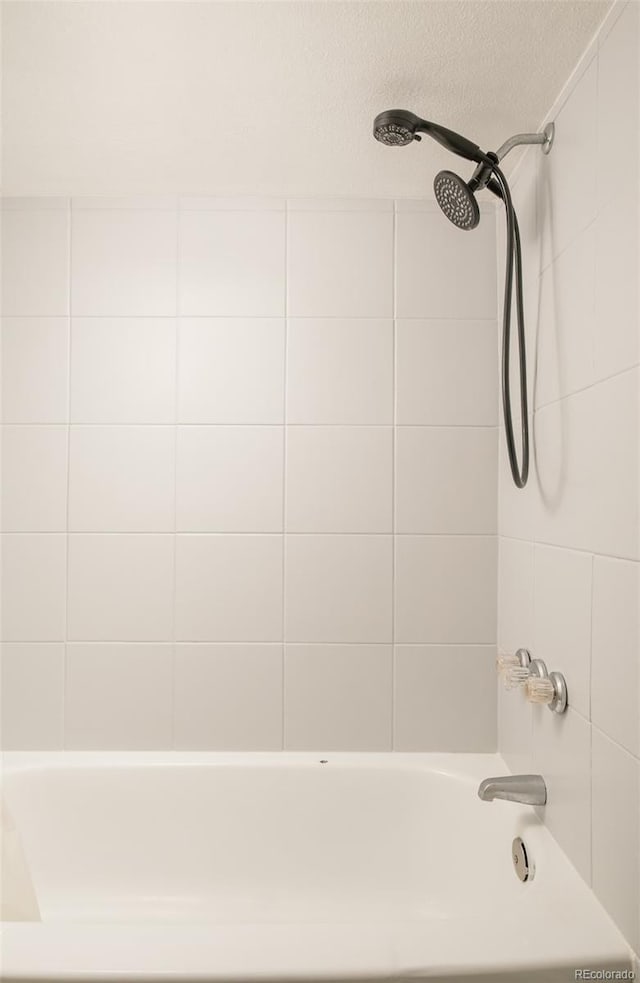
[0,752,631,982]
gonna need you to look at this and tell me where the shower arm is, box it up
[494,122,555,162]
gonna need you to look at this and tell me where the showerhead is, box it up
[373,109,486,163]
[433,170,480,231]
[373,110,424,147]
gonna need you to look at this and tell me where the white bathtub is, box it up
[0,752,631,981]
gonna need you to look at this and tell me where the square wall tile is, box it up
[533,545,592,719]
[396,535,496,644]
[535,371,639,559]
[65,644,172,749]
[394,645,496,751]
[396,320,498,426]
[286,427,392,533]
[1,643,64,749]
[2,206,70,315]
[286,319,392,425]
[597,0,639,211]
[69,426,175,532]
[285,535,392,643]
[498,537,534,653]
[284,644,392,750]
[396,210,496,319]
[1,534,66,641]
[592,557,640,756]
[179,211,285,315]
[176,426,283,532]
[175,535,283,641]
[1,317,69,423]
[533,706,591,885]
[1,426,68,532]
[68,534,174,641]
[498,681,533,775]
[174,644,282,750]
[538,57,597,266]
[592,727,640,953]
[70,318,176,423]
[71,209,177,315]
[535,225,596,408]
[594,185,639,382]
[178,318,284,424]
[287,211,392,317]
[395,427,497,534]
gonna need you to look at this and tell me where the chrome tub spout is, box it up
[478,775,547,806]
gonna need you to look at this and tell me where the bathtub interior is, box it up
[2,753,523,924]
[0,753,633,980]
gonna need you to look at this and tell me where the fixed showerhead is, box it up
[373,110,423,147]
[373,109,485,163]
[433,170,480,231]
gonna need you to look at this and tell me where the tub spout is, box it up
[478,775,547,806]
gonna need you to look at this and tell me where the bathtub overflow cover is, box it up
[512,837,533,882]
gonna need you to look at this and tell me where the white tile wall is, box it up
[68,534,174,641]
[591,556,639,757]
[174,644,283,750]
[175,535,283,642]
[396,208,497,320]
[1,426,68,531]
[1,534,67,641]
[533,706,592,884]
[65,644,173,749]
[498,2,640,957]
[287,210,393,317]
[2,317,69,422]
[535,225,596,408]
[287,318,393,424]
[178,318,284,424]
[286,427,392,533]
[533,545,592,720]
[394,645,496,751]
[284,644,392,751]
[0,643,65,749]
[1,195,498,757]
[395,319,497,426]
[591,727,640,954]
[69,426,175,532]
[71,208,177,316]
[71,318,176,423]
[395,427,496,534]
[176,426,283,532]
[179,210,285,316]
[1,202,70,316]
[395,535,497,643]
[285,535,393,644]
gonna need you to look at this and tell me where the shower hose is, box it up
[486,160,529,489]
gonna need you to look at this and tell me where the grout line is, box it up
[47,640,497,650]
[281,202,288,750]
[0,421,500,430]
[588,551,595,885]
[2,530,501,538]
[62,199,72,750]
[170,203,180,749]
[532,362,639,414]
[391,202,397,751]
[0,313,499,323]
[590,720,640,763]
[497,533,639,565]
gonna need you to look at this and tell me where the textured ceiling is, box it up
[2,0,611,196]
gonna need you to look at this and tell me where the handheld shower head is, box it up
[373,109,486,163]
[433,170,480,231]
[373,110,424,147]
